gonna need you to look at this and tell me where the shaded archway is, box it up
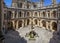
[7,11,12,19]
[42,20,46,28]
[52,11,57,18]
[42,11,45,17]
[18,11,22,17]
[27,4,30,8]
[34,19,37,25]
[52,22,57,31]
[27,12,30,17]
[27,19,30,25]
[18,3,23,8]
[8,21,13,30]
[18,21,22,28]
[34,12,37,17]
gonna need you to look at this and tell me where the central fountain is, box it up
[25,17,39,40]
[13,14,53,43]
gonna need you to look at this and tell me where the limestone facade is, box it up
[3,0,60,31]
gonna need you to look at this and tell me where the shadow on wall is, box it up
[49,30,60,43]
[4,29,27,43]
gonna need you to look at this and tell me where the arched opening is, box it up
[52,22,57,31]
[27,19,30,25]
[7,11,12,19]
[52,11,56,18]
[18,21,22,28]
[42,20,46,28]
[48,11,50,17]
[42,11,45,17]
[27,4,30,8]
[35,12,37,17]
[18,11,22,17]
[27,12,30,17]
[35,19,37,25]
[8,22,13,30]
[18,3,23,8]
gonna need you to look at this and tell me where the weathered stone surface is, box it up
[4,25,54,43]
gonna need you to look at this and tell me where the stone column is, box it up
[50,11,51,18]
[29,12,31,17]
[40,11,42,17]
[25,19,27,26]
[33,19,35,26]
[22,20,24,27]
[37,12,39,17]
[33,12,34,17]
[39,20,40,27]
[12,11,15,18]
[37,20,40,26]
[23,12,24,17]
[16,11,18,18]
[29,19,31,25]
[46,11,48,18]
[50,22,53,31]
[46,22,49,30]
[16,21,18,29]
[40,20,43,27]
[50,11,52,18]
[12,21,15,29]
[57,22,60,32]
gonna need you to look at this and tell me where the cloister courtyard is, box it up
[3,25,60,43]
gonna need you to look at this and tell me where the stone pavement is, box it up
[4,25,60,43]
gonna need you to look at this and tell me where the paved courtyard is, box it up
[3,25,60,43]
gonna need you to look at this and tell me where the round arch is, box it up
[34,19,37,25]
[18,20,22,28]
[8,21,13,30]
[42,20,46,28]
[27,19,30,25]
[18,11,24,17]
[52,10,57,17]
[34,12,38,17]
[52,22,57,31]
[42,11,45,17]
[26,11,30,17]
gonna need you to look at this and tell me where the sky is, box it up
[4,0,60,7]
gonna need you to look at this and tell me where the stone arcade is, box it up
[3,0,60,31]
[2,0,60,43]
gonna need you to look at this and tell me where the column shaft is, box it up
[16,21,18,29]
[12,11,15,18]
[12,21,15,29]
[16,12,18,18]
[46,22,49,30]
[25,19,27,26]
[22,20,24,27]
